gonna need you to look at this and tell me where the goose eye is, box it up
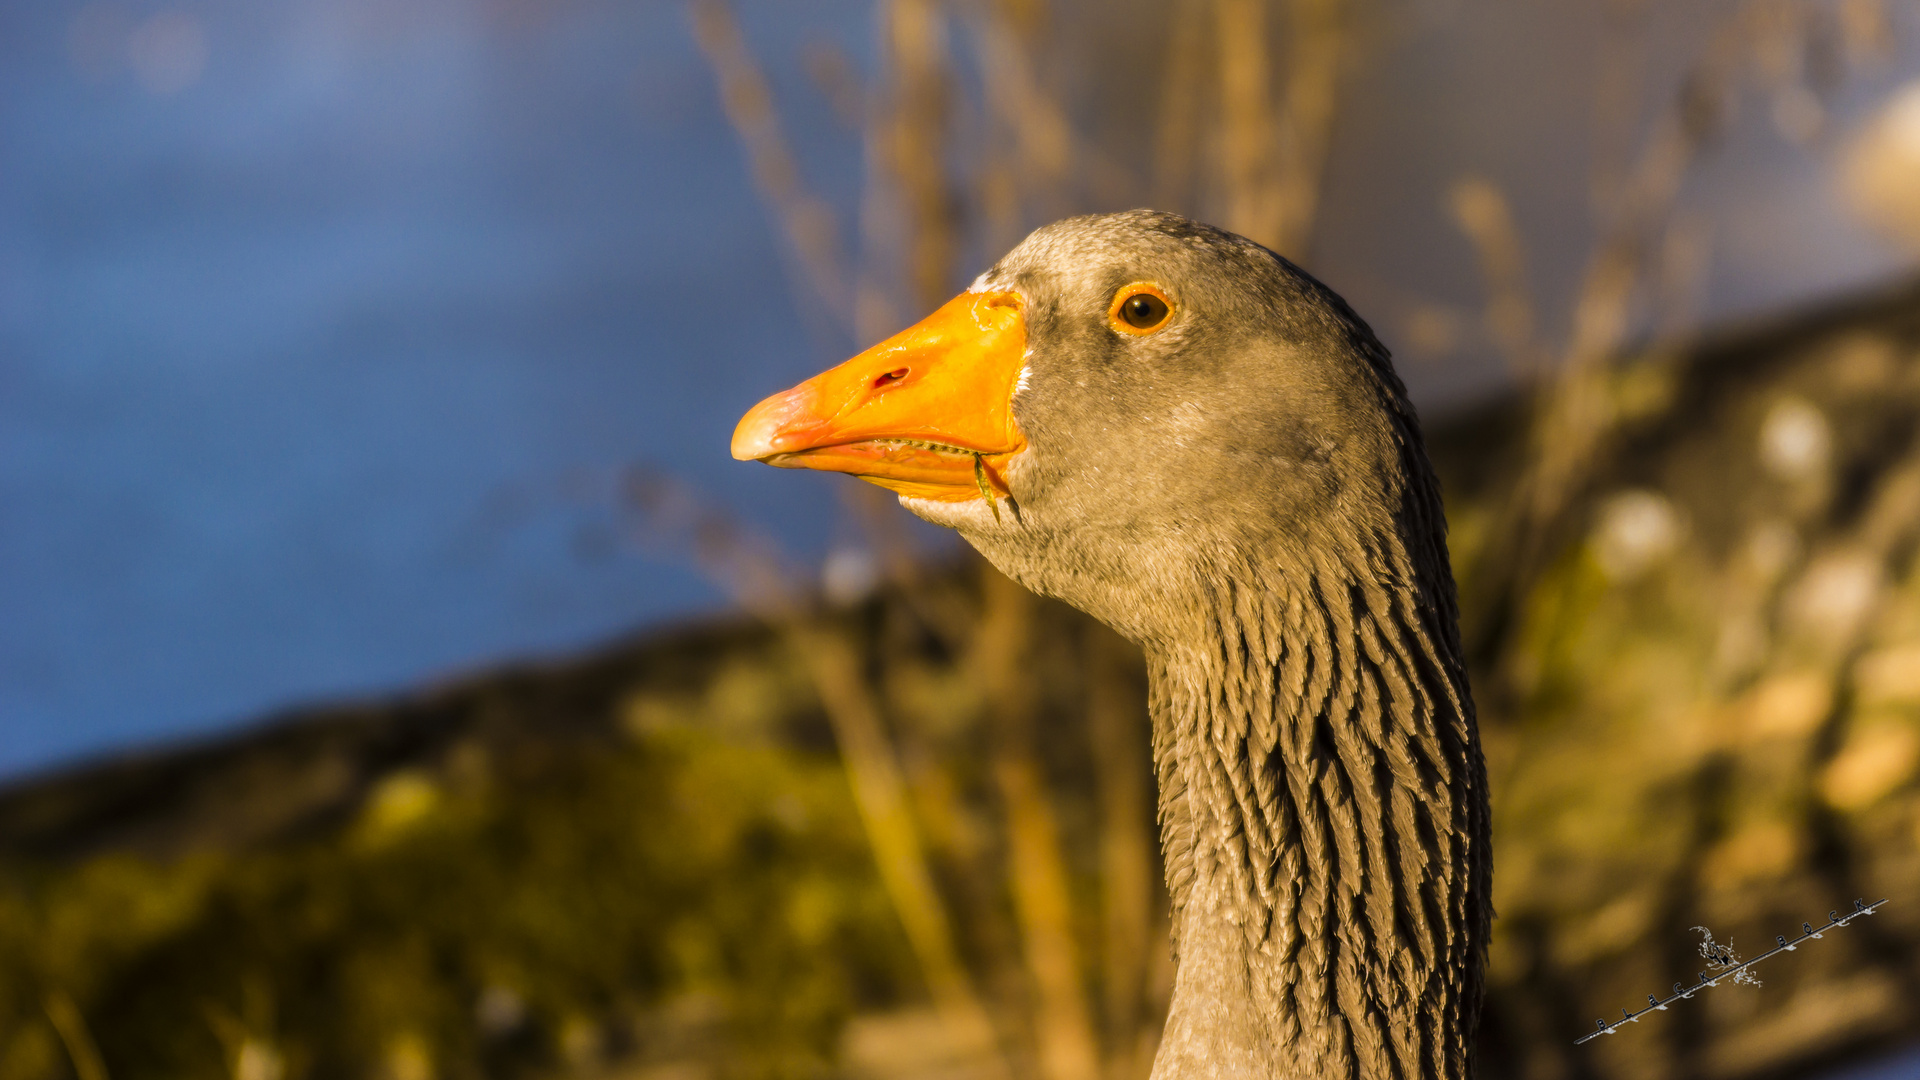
[1108,284,1173,335]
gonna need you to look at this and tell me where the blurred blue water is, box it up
[0,0,879,774]
[1,0,1916,779]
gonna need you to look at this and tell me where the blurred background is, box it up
[5,0,1920,1077]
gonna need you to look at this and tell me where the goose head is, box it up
[733,209,1424,647]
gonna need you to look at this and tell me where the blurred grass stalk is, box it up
[791,624,1013,1076]
[977,568,1102,1080]
[1084,624,1163,1080]
[1461,0,1898,676]
[689,0,852,326]
[1211,0,1346,258]
[44,991,110,1080]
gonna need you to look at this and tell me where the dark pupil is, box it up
[1124,294,1164,327]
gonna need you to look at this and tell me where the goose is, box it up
[732,210,1490,1080]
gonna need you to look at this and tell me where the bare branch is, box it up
[1448,177,1541,378]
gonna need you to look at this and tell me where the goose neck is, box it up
[1143,564,1487,1080]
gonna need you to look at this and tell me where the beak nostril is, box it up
[875,368,909,388]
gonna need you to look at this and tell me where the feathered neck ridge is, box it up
[1145,524,1489,1080]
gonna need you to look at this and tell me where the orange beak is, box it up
[731,290,1029,503]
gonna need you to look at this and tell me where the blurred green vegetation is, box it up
[1458,297,1920,1080]
[0,725,911,1079]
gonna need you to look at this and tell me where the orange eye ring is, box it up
[1107,283,1175,335]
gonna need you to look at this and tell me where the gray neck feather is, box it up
[1145,524,1488,1080]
